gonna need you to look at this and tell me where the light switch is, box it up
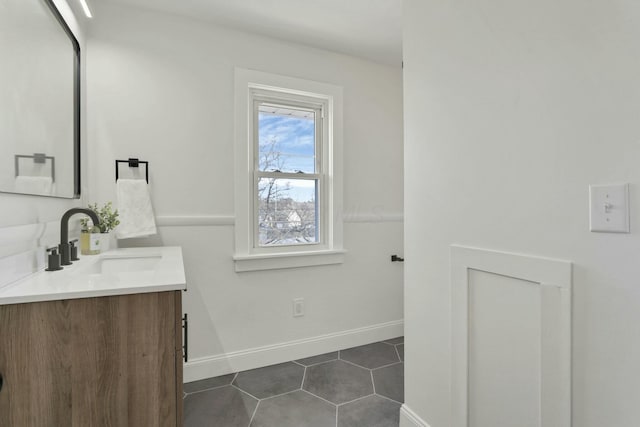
[589,183,630,233]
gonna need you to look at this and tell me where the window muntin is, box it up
[253,97,323,248]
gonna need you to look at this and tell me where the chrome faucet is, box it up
[59,208,101,266]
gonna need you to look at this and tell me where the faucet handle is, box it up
[69,239,79,261]
[45,247,63,271]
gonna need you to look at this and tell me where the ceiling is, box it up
[105,0,402,66]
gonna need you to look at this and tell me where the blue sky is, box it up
[258,113,315,173]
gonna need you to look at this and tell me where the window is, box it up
[255,97,321,247]
[234,69,344,272]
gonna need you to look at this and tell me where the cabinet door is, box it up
[0,292,180,427]
[0,299,73,427]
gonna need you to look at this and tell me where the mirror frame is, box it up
[45,0,81,198]
[2,0,81,199]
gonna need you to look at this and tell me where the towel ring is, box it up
[115,158,149,183]
[15,153,56,182]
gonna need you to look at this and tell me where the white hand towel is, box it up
[14,176,53,195]
[116,179,157,239]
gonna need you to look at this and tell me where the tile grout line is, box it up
[300,365,307,389]
[184,372,239,396]
[298,357,339,368]
[375,393,404,406]
[258,387,303,402]
[339,358,374,371]
[247,399,260,427]
[301,388,338,407]
[371,360,402,371]
[394,345,402,361]
[231,383,261,402]
[337,392,376,407]
[370,370,376,394]
[183,381,235,396]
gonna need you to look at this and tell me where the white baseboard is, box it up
[400,404,432,427]
[184,319,404,382]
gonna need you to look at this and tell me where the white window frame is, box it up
[233,68,344,272]
[252,94,324,251]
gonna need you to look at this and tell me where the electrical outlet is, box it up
[293,298,304,317]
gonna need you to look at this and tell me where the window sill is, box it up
[233,249,346,272]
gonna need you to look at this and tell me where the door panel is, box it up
[468,270,541,427]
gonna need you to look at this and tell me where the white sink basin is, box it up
[82,255,162,275]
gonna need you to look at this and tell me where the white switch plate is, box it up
[293,298,304,317]
[589,183,630,233]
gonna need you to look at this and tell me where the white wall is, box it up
[0,0,86,265]
[403,0,640,426]
[86,3,404,380]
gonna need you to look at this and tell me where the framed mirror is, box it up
[0,0,80,198]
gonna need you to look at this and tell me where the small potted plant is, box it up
[80,202,120,254]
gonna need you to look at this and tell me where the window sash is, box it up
[251,96,325,250]
[256,171,321,180]
[253,98,322,174]
[254,176,321,248]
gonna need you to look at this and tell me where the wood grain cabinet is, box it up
[0,291,183,427]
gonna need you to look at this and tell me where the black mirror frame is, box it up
[43,0,81,198]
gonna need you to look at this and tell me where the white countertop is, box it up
[0,246,186,305]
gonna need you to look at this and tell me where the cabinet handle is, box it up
[182,314,188,363]
[0,373,3,392]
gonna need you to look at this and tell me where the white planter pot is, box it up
[100,232,118,252]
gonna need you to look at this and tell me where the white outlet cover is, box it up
[589,183,630,233]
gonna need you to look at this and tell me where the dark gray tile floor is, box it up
[184,337,404,427]
[233,362,305,399]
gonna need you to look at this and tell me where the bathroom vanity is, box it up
[0,247,186,427]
